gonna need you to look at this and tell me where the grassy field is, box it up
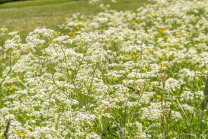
[1,0,208,138]
[0,0,150,45]
[0,0,77,8]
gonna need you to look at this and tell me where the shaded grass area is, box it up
[0,0,77,8]
[0,0,28,5]
[0,0,150,45]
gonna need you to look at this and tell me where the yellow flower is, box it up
[90,87,93,90]
[146,52,150,55]
[11,85,15,89]
[152,49,155,51]
[119,53,122,56]
[173,102,176,105]
[113,77,117,80]
[151,13,156,16]
[159,63,164,66]
[108,77,111,79]
[19,133,25,137]
[13,50,18,52]
[48,41,51,45]
[130,52,133,55]
[150,85,153,87]
[122,58,124,61]
[24,129,28,133]
[130,55,136,58]
[141,89,143,92]
[13,76,19,81]
[70,37,73,39]
[157,95,161,98]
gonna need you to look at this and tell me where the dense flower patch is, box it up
[1,0,208,138]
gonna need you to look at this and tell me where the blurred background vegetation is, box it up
[0,0,28,4]
[0,0,150,45]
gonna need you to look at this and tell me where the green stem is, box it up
[0,52,22,91]
[200,110,204,137]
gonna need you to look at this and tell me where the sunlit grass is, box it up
[0,0,150,46]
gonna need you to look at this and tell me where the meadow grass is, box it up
[1,0,208,138]
[0,0,77,8]
[0,0,150,46]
